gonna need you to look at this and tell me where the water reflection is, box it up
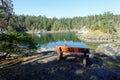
[30,32,88,51]
[31,32,80,44]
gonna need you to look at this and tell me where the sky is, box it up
[13,0,120,18]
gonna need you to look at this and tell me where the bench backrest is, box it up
[56,46,89,53]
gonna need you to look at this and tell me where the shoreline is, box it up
[26,30,78,34]
[76,33,120,43]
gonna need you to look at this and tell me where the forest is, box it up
[6,12,120,34]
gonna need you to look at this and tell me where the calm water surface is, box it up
[30,32,100,51]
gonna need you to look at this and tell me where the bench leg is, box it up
[83,53,90,67]
[57,52,63,61]
[57,47,63,61]
[83,57,87,67]
[83,51,87,67]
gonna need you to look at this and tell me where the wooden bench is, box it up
[56,46,89,66]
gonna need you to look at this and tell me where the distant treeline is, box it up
[6,12,120,33]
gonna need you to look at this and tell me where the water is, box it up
[30,32,89,51]
[41,41,88,48]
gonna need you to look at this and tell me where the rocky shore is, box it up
[76,30,120,43]
[96,44,120,56]
[79,36,113,42]
[96,43,120,64]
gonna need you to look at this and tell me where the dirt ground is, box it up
[0,51,120,80]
